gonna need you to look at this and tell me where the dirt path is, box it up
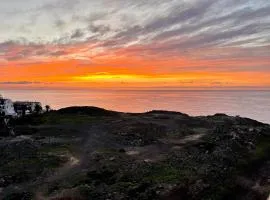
[34,123,114,200]
[159,133,205,145]
[34,153,80,200]
[125,133,205,162]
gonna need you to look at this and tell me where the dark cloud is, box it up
[98,3,270,51]
[85,1,269,62]
[0,81,41,85]
[0,41,47,61]
[152,8,253,42]
[88,24,111,35]
[0,40,16,53]
[71,29,84,39]
[233,5,270,24]
[95,0,216,48]
[55,19,66,29]
[211,81,230,85]
[174,24,261,49]
[143,0,216,33]
[35,49,50,56]
[72,11,112,23]
[0,40,70,60]
[38,0,81,12]
[5,55,25,61]
[82,0,229,49]
[109,25,142,44]
[49,50,68,57]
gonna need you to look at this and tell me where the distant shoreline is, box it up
[1,90,270,124]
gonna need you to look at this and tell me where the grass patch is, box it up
[241,135,270,174]
[38,143,80,158]
[14,112,101,125]
[254,137,270,159]
[143,164,196,183]
[39,113,100,125]
[210,134,270,200]
[95,148,122,154]
[39,145,70,155]
[0,155,67,185]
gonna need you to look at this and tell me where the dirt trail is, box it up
[126,133,205,162]
[48,155,80,181]
[159,133,205,145]
[34,124,112,200]
[34,153,80,200]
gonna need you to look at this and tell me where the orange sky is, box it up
[1,0,270,90]
[1,52,270,89]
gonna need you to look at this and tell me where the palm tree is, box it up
[45,105,51,112]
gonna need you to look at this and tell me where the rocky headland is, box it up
[0,107,269,200]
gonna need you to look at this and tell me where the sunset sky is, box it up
[0,0,270,89]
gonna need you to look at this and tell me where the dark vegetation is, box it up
[57,106,120,116]
[0,106,269,200]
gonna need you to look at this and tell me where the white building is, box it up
[14,101,42,115]
[0,96,17,117]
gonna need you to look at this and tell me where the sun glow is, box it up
[72,73,184,83]
[73,74,143,82]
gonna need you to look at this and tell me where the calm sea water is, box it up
[1,89,270,124]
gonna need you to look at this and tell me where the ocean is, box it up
[1,89,270,124]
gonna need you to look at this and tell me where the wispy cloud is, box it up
[0,0,269,87]
[0,81,41,85]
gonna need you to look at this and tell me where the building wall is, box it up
[0,99,16,117]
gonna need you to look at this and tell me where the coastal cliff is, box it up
[0,107,269,200]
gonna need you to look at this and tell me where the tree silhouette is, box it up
[22,105,26,116]
[34,104,42,114]
[45,105,51,112]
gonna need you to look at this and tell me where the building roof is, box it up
[15,101,28,103]
[14,101,40,104]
